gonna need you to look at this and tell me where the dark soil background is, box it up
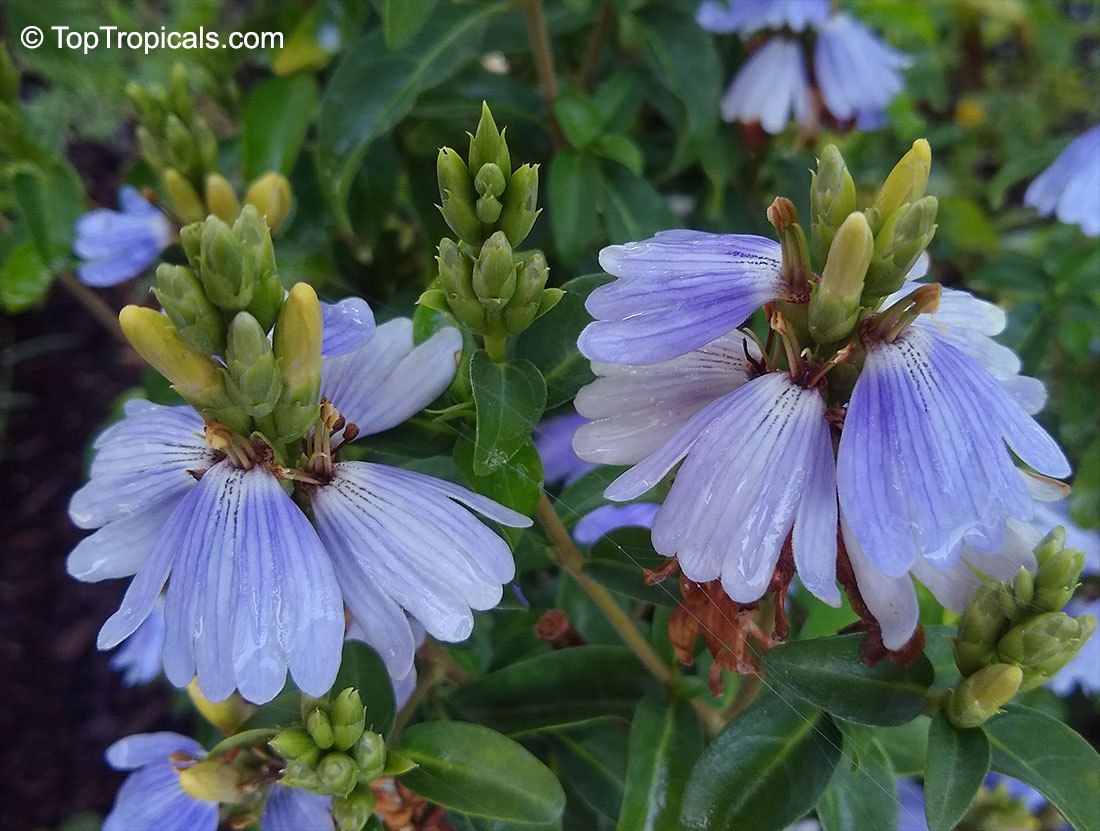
[0,283,181,831]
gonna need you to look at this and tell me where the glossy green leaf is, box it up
[924,712,990,831]
[13,162,83,271]
[470,350,547,475]
[872,717,930,776]
[242,75,318,179]
[591,134,643,176]
[762,633,935,725]
[986,705,1100,831]
[588,528,678,607]
[599,165,678,244]
[552,723,628,821]
[328,641,397,737]
[514,274,604,409]
[680,694,842,831]
[447,646,659,735]
[554,91,605,149]
[0,237,53,312]
[396,722,565,824]
[454,434,543,522]
[383,0,438,50]
[548,149,600,263]
[617,693,704,831]
[817,731,898,831]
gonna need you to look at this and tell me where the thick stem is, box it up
[522,0,566,149]
[483,332,508,362]
[58,273,126,344]
[578,0,615,91]
[535,493,724,734]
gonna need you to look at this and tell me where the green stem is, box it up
[483,332,508,362]
[535,493,724,735]
[522,0,566,149]
[577,0,615,91]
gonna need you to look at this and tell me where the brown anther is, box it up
[339,422,360,446]
[643,557,681,585]
[535,610,587,649]
[766,196,799,231]
[187,468,206,481]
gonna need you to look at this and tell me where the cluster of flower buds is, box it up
[944,527,1095,728]
[127,64,292,228]
[420,103,561,354]
[805,139,938,345]
[119,208,322,450]
[269,689,396,831]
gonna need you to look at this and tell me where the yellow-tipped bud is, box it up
[186,679,255,735]
[808,211,874,344]
[944,663,1023,729]
[163,167,206,224]
[244,172,294,232]
[205,173,242,224]
[177,760,241,803]
[266,282,322,444]
[870,138,931,232]
[119,306,228,411]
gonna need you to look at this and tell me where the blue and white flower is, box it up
[111,595,166,686]
[720,38,813,134]
[696,0,830,36]
[1024,124,1100,237]
[70,310,529,704]
[577,231,1071,648]
[260,784,334,831]
[74,186,172,287]
[813,13,912,126]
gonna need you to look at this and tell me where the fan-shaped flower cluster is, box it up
[69,303,530,704]
[575,228,1070,651]
[696,0,910,133]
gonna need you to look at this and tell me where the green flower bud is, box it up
[468,101,511,179]
[954,583,1009,676]
[244,171,294,232]
[998,611,1096,690]
[1034,526,1067,565]
[810,145,857,266]
[438,238,485,330]
[198,215,252,311]
[193,118,220,177]
[318,752,359,797]
[862,196,939,300]
[417,287,450,313]
[472,231,517,311]
[118,305,236,419]
[177,760,241,803]
[180,221,202,265]
[503,250,549,335]
[154,264,227,356]
[333,787,378,831]
[474,162,507,199]
[136,125,165,172]
[944,663,1023,729]
[498,164,540,247]
[270,727,319,762]
[354,730,387,784]
[235,204,283,332]
[1034,547,1084,613]
[168,64,195,123]
[280,759,322,790]
[1011,567,1034,611]
[205,173,241,224]
[306,707,335,750]
[266,282,323,445]
[225,312,282,418]
[869,138,931,233]
[331,688,366,751]
[808,211,873,344]
[163,168,205,224]
[477,194,503,224]
[437,148,483,245]
[165,114,198,175]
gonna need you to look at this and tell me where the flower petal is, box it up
[792,421,841,606]
[106,732,205,770]
[720,38,811,134]
[261,784,334,831]
[573,502,660,546]
[104,762,217,831]
[320,297,376,356]
[321,319,462,436]
[842,511,919,652]
[111,598,167,686]
[535,412,595,487]
[814,13,910,122]
[580,231,784,365]
[68,498,178,582]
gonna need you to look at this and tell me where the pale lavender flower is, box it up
[574,503,661,546]
[813,13,911,126]
[74,186,172,287]
[111,595,166,686]
[696,0,830,35]
[535,411,596,487]
[720,38,813,134]
[320,297,376,356]
[897,778,929,831]
[103,732,217,831]
[1024,124,1100,237]
[261,784,334,831]
[70,312,528,703]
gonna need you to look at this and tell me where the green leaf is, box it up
[316,3,501,219]
[1069,436,1100,529]
[548,149,600,263]
[985,705,1100,831]
[551,723,628,821]
[553,465,627,530]
[470,350,547,475]
[0,237,53,312]
[618,693,704,831]
[924,712,990,831]
[680,694,842,831]
[554,91,605,149]
[591,134,643,176]
[396,721,565,824]
[817,731,898,831]
[242,75,318,179]
[454,434,543,522]
[13,162,83,271]
[599,165,678,244]
[588,528,678,607]
[873,717,930,776]
[328,641,397,737]
[383,0,438,50]
[447,646,659,735]
[762,633,934,726]
[514,274,604,409]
